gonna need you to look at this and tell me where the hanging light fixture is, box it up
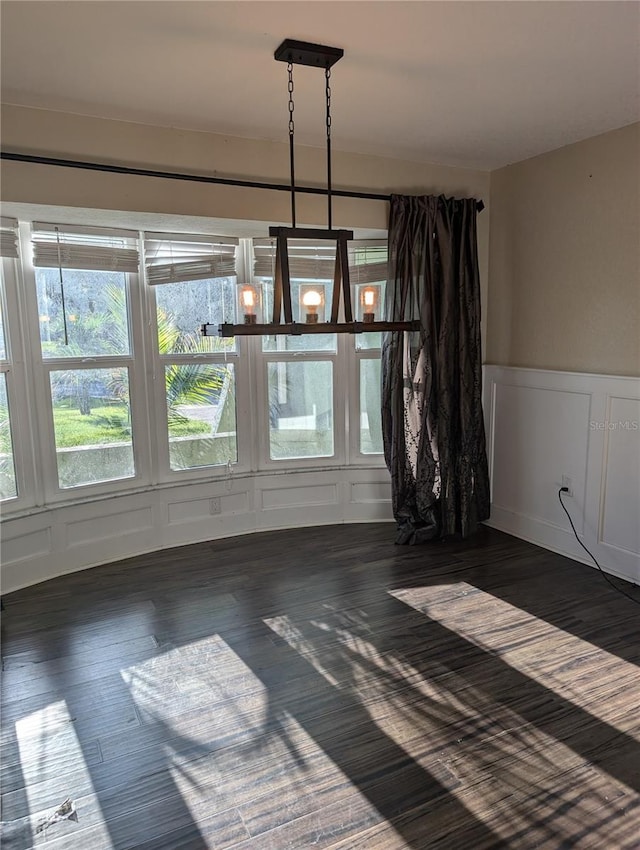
[204,39,420,339]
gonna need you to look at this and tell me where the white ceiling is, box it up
[1,1,638,171]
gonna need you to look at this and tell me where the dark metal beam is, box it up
[203,321,422,338]
[268,226,354,240]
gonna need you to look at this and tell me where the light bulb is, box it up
[302,290,322,308]
[301,288,322,324]
[363,288,376,307]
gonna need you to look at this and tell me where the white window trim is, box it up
[256,342,347,471]
[1,255,39,510]
[144,238,253,483]
[20,224,153,503]
[350,343,386,465]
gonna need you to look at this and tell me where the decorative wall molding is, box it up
[483,365,640,585]
[0,468,393,594]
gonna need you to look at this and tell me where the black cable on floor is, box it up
[558,488,640,606]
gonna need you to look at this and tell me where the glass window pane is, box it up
[166,363,237,471]
[36,269,130,358]
[0,374,17,499]
[155,278,236,354]
[50,368,135,488]
[360,358,383,454]
[0,290,6,361]
[261,281,336,353]
[356,330,382,351]
[268,361,334,460]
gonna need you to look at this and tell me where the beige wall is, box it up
[487,123,640,376]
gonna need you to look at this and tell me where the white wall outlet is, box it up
[210,497,222,515]
[561,475,573,497]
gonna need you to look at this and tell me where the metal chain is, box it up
[287,61,296,227]
[325,65,332,229]
[325,66,331,141]
[288,62,295,136]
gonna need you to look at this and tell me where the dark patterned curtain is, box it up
[381,194,490,543]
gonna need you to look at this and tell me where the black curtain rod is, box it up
[0,151,485,212]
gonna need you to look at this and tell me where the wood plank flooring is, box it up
[1,523,639,849]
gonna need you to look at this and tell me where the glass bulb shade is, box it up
[302,290,322,308]
[238,284,260,324]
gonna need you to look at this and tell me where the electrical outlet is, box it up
[561,475,573,497]
[210,497,222,515]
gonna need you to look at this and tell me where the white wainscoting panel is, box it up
[1,468,393,593]
[484,366,640,585]
[350,481,392,504]
[492,384,591,532]
[600,397,640,557]
[260,481,338,511]
[1,526,52,565]
[66,506,154,548]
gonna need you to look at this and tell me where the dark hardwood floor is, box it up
[1,524,639,849]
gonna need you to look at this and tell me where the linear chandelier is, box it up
[204,39,420,339]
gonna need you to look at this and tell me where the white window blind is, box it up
[32,223,139,272]
[348,240,388,284]
[254,238,387,283]
[0,217,19,259]
[144,232,238,285]
[254,239,336,280]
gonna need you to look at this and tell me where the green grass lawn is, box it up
[52,403,209,447]
[52,404,133,447]
[1,398,226,454]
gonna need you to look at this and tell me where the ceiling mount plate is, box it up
[274,39,343,68]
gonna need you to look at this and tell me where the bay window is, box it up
[0,218,388,516]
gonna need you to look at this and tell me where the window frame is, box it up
[347,240,388,466]
[21,224,153,503]
[0,254,39,509]
[349,340,386,464]
[256,341,346,470]
[144,238,252,483]
[253,276,347,470]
